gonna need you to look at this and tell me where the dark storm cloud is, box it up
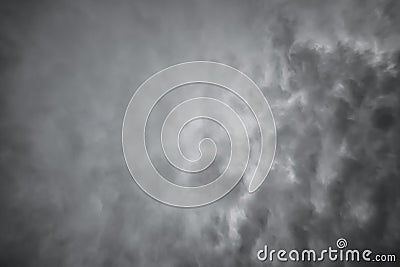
[1,0,399,266]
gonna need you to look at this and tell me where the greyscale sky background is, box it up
[1,0,399,266]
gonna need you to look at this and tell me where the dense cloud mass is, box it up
[0,0,399,266]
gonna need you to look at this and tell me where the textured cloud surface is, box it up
[0,0,399,266]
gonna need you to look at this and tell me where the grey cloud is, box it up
[0,0,399,266]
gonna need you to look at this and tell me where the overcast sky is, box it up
[1,0,399,266]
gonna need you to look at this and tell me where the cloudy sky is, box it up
[0,0,399,266]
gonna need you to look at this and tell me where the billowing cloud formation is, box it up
[0,0,399,266]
